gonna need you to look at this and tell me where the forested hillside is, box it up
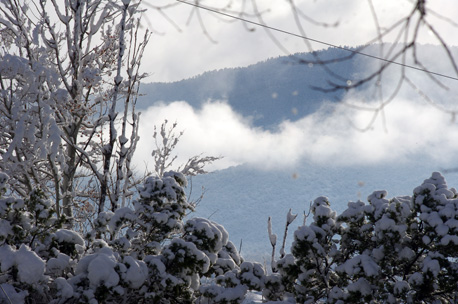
[138,44,458,129]
[139,47,355,128]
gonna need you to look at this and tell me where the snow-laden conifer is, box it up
[266,172,458,303]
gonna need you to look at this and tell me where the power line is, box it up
[176,0,458,82]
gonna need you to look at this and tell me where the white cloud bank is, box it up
[134,97,458,172]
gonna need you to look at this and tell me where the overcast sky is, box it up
[133,0,458,171]
[143,0,458,83]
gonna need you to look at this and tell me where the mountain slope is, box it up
[138,47,361,128]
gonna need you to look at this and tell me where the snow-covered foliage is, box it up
[0,171,251,303]
[3,164,458,303]
[265,172,458,303]
[0,0,152,230]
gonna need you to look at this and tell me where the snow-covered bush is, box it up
[106,171,191,257]
[264,196,341,303]
[267,172,458,303]
[0,174,57,302]
[0,171,253,303]
[101,173,248,303]
[200,261,265,304]
[4,167,458,303]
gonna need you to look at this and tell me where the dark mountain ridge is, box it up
[139,43,458,129]
[138,43,457,128]
[138,46,363,128]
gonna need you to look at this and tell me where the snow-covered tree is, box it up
[4,166,458,302]
[0,0,219,232]
[0,0,148,227]
[0,170,251,303]
[265,172,458,303]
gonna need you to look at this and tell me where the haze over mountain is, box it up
[134,44,458,261]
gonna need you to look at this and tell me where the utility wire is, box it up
[176,0,458,82]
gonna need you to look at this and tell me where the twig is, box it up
[0,284,13,304]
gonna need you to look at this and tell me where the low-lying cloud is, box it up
[134,95,458,172]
